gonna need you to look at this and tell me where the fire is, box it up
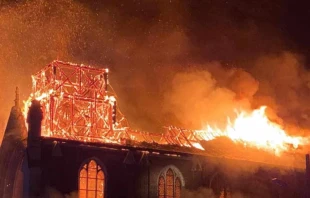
[23,88,52,120]
[196,106,309,155]
[21,61,169,148]
[22,61,309,156]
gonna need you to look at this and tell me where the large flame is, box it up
[23,90,309,155]
[22,61,310,155]
[196,106,309,155]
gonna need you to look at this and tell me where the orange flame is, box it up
[196,106,309,155]
[22,62,310,155]
[23,90,309,155]
[22,88,54,130]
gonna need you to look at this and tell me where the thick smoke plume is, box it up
[1,0,310,143]
[163,64,254,130]
[163,53,310,137]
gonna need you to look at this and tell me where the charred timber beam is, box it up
[39,136,195,158]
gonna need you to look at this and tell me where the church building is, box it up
[0,61,307,198]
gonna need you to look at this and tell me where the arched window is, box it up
[79,159,105,198]
[158,167,183,198]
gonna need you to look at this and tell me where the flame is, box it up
[22,89,53,128]
[22,61,309,156]
[22,88,308,155]
[22,90,308,155]
[21,88,158,145]
[192,142,205,150]
[196,106,309,155]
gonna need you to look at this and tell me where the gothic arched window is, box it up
[79,159,105,198]
[158,167,183,198]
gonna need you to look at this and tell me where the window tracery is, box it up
[79,159,105,198]
[158,167,183,198]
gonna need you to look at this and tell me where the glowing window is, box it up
[79,160,105,198]
[158,168,183,198]
[175,178,181,198]
[158,176,165,198]
[166,169,174,198]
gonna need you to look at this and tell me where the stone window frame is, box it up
[157,165,185,198]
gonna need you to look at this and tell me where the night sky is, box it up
[1,0,310,141]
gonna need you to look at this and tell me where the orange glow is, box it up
[79,160,104,198]
[196,106,309,155]
[158,176,165,198]
[22,61,168,147]
[158,169,182,198]
[175,178,181,198]
[22,61,309,156]
[166,169,174,198]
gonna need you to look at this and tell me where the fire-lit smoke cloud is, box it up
[163,64,256,130]
[1,0,310,142]
[163,53,310,137]
[251,53,310,135]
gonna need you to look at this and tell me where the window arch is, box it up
[79,159,105,198]
[158,166,184,198]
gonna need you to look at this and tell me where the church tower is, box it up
[0,87,27,198]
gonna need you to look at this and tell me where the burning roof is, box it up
[22,61,310,169]
[22,61,202,149]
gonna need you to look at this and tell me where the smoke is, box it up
[181,187,254,198]
[163,52,310,137]
[163,64,257,129]
[181,187,216,198]
[181,156,305,198]
[44,187,77,198]
[251,53,310,135]
[0,0,310,142]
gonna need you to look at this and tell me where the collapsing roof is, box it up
[22,61,207,149]
[20,60,307,170]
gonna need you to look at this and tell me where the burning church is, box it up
[0,61,309,198]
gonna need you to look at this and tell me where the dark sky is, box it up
[75,0,310,63]
[1,0,310,141]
